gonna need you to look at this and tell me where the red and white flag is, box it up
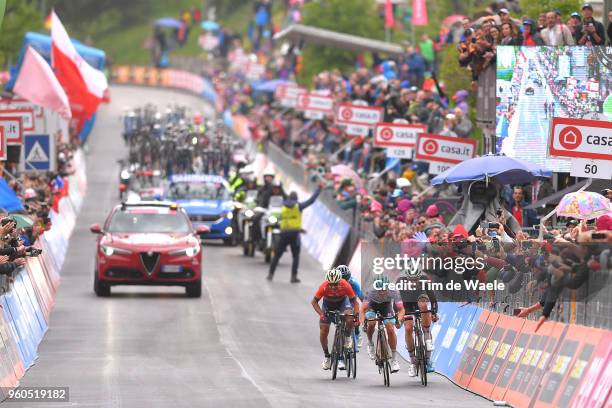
[51,11,107,129]
[14,46,71,120]
[384,0,394,29]
[412,0,429,26]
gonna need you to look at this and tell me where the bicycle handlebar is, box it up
[403,310,433,320]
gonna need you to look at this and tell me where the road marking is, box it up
[204,280,268,398]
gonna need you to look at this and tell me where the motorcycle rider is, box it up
[228,161,248,192]
[253,171,286,244]
[267,182,323,283]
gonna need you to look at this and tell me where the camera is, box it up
[481,222,499,229]
[25,247,43,257]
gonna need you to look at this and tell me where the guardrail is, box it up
[395,301,611,408]
[0,149,87,398]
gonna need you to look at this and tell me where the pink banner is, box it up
[412,0,428,26]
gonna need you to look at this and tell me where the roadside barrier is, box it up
[392,297,612,407]
[0,151,87,396]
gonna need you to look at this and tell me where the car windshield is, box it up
[107,211,191,233]
[166,181,230,200]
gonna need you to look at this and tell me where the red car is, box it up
[90,201,208,297]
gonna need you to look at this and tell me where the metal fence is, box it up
[363,238,612,330]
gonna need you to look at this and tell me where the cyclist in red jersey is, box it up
[311,268,360,370]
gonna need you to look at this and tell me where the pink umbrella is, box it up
[330,164,363,189]
[442,14,467,27]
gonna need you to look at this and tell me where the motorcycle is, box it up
[259,195,283,263]
[241,205,264,257]
[118,167,131,200]
[234,190,257,239]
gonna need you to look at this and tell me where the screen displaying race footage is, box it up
[496,46,612,172]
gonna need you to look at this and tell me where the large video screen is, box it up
[496,46,612,172]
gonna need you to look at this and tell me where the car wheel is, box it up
[94,273,111,297]
[224,237,233,246]
[186,281,202,298]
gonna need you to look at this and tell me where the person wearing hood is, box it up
[452,90,469,116]
[267,182,323,283]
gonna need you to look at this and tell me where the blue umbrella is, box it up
[201,20,220,31]
[255,79,295,93]
[0,179,23,212]
[431,154,552,185]
[155,18,184,29]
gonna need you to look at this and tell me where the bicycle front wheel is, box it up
[383,360,391,387]
[345,351,352,378]
[417,331,428,386]
[331,326,343,380]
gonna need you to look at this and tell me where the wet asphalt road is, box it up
[13,86,491,408]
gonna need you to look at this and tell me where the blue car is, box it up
[164,175,235,243]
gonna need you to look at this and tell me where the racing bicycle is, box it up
[326,311,357,380]
[404,309,432,386]
[365,312,396,387]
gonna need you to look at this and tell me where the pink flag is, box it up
[384,0,394,29]
[51,11,107,130]
[412,0,429,26]
[13,47,71,119]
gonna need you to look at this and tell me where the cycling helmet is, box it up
[373,274,390,289]
[325,268,342,284]
[336,265,351,280]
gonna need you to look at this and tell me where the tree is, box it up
[0,0,41,69]
[518,0,582,21]
[297,0,384,85]
[0,0,5,29]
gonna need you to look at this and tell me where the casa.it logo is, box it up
[558,126,582,150]
[423,139,439,155]
[380,127,394,141]
[340,107,353,121]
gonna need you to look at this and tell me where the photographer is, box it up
[0,218,29,276]
[578,4,605,45]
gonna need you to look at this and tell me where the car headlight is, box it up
[170,246,200,257]
[101,245,132,256]
[268,215,278,224]
[226,211,234,220]
[245,209,254,218]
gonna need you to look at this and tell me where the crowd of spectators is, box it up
[0,136,79,285]
[195,2,611,315]
[456,3,609,85]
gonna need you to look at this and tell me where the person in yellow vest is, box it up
[267,183,323,283]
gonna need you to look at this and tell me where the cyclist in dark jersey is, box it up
[311,268,359,370]
[360,274,404,373]
[397,270,438,376]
